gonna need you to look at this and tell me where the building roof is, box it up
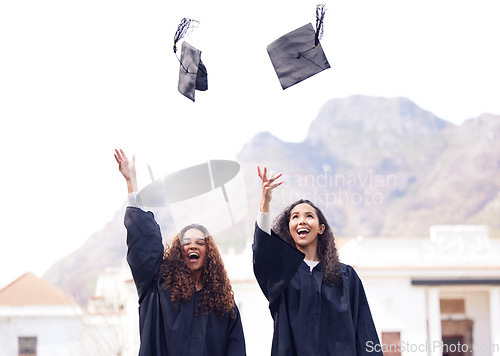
[339,226,500,273]
[0,272,78,306]
[353,265,500,272]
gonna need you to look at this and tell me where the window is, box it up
[381,332,401,356]
[18,337,37,356]
[440,299,465,314]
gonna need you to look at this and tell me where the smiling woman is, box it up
[114,149,246,356]
[253,166,382,356]
[180,224,208,278]
[162,223,235,316]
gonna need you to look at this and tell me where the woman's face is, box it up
[288,203,325,253]
[180,228,207,272]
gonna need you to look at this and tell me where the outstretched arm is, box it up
[257,166,283,213]
[253,167,304,305]
[116,149,163,300]
[114,148,138,194]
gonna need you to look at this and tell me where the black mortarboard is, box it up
[267,4,330,90]
[173,18,208,101]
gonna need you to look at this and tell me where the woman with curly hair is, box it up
[253,166,381,356]
[114,149,246,356]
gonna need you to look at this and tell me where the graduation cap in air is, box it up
[267,4,330,90]
[173,18,208,101]
[137,160,247,235]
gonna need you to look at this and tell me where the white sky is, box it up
[1,0,499,288]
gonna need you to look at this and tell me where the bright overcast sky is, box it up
[1,0,499,288]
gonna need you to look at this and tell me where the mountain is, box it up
[44,95,500,304]
[238,95,500,238]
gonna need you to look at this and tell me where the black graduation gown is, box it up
[252,224,382,356]
[124,207,246,356]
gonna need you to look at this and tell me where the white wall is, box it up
[440,288,493,356]
[466,291,492,356]
[362,275,429,356]
[0,307,83,356]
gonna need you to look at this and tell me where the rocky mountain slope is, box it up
[238,95,500,238]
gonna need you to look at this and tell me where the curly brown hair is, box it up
[272,199,342,285]
[161,224,235,317]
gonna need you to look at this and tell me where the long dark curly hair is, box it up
[272,199,342,285]
[161,224,235,317]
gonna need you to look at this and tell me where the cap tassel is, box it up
[173,18,199,54]
[314,4,326,47]
[295,4,327,62]
[173,18,200,73]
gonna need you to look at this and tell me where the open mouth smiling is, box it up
[297,228,309,237]
[188,252,200,262]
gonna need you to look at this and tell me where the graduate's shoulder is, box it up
[125,206,155,218]
[339,263,361,280]
[125,206,159,227]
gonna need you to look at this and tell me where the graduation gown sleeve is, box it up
[252,223,304,305]
[225,305,247,356]
[124,206,164,302]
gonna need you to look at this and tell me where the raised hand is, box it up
[257,166,283,213]
[114,148,138,193]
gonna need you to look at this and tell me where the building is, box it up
[82,264,140,356]
[340,225,500,356]
[0,272,84,356]
[0,267,139,356]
